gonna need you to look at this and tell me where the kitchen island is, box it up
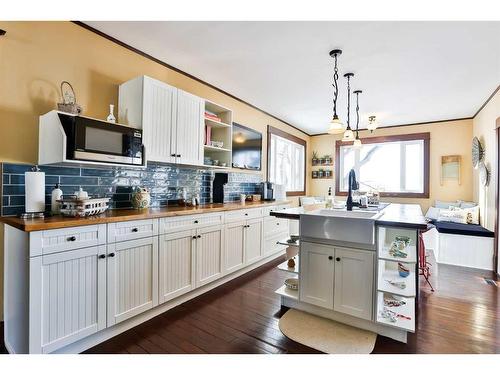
[272,203,426,343]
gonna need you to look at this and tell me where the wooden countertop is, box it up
[271,203,427,230]
[0,200,291,232]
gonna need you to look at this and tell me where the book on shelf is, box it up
[205,124,212,145]
[204,111,222,122]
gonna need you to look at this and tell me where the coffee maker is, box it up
[261,181,276,201]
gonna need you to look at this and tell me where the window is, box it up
[335,133,430,198]
[267,125,306,196]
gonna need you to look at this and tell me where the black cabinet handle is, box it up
[245,213,248,216]
[194,220,199,224]
[171,153,176,157]
[328,256,333,260]
[98,254,106,259]
[197,235,201,238]
[192,236,197,239]
[177,154,181,157]
[336,257,341,262]
[131,228,139,232]
[276,222,280,225]
[108,253,115,258]
[67,236,77,242]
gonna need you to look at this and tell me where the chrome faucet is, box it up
[346,168,360,211]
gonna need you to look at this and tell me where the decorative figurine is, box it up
[131,187,151,209]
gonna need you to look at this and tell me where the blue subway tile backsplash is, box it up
[1,162,263,216]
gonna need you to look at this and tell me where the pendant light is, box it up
[342,73,355,142]
[353,90,362,148]
[327,49,345,134]
[367,115,378,132]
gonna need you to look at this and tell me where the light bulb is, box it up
[342,128,354,142]
[327,116,345,134]
[353,138,362,148]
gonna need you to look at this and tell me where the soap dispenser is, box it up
[51,183,63,214]
[325,187,334,209]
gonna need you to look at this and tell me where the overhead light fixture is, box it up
[342,72,355,142]
[234,132,246,143]
[353,90,362,148]
[327,49,345,134]
[367,115,378,132]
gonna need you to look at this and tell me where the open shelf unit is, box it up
[377,260,416,297]
[275,284,299,301]
[277,256,299,274]
[376,291,415,332]
[203,100,232,168]
[276,238,300,248]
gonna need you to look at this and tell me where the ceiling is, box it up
[86,21,500,135]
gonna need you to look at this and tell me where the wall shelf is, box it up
[204,100,233,168]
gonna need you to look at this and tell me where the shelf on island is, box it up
[277,257,299,274]
[376,291,415,332]
[204,117,232,128]
[276,238,300,248]
[377,260,416,297]
[378,244,417,263]
[204,144,231,152]
[275,284,299,301]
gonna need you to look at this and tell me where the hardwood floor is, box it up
[1,253,499,354]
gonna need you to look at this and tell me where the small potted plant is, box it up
[312,151,319,165]
[312,170,318,179]
[324,154,332,165]
[318,169,324,178]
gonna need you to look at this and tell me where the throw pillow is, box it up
[459,200,477,209]
[435,200,460,209]
[437,208,468,224]
[448,205,480,225]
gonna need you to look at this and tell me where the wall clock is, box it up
[479,162,490,187]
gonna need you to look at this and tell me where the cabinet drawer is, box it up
[160,213,224,234]
[263,204,291,217]
[225,208,263,223]
[264,216,288,238]
[107,219,158,243]
[263,231,287,256]
[31,224,107,257]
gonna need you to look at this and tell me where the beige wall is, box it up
[473,91,500,231]
[309,119,474,213]
[0,21,312,320]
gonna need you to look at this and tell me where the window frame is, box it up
[334,132,430,198]
[267,125,307,197]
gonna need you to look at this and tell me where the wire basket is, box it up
[57,81,82,115]
[58,197,110,217]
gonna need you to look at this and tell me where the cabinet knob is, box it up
[192,236,197,239]
[245,213,248,216]
[336,257,341,262]
[131,228,139,232]
[328,256,333,260]
[108,253,115,258]
[67,236,77,242]
[197,235,201,238]
[276,222,280,225]
[98,254,106,259]
[194,220,199,224]
[177,154,181,158]
[171,153,176,157]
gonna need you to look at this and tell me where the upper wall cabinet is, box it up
[118,76,204,166]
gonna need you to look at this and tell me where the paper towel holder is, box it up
[20,165,46,219]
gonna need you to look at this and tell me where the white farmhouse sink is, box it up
[299,208,383,245]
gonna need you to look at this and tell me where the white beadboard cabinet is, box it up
[245,217,263,265]
[118,75,203,166]
[196,225,224,287]
[333,247,374,320]
[224,221,246,274]
[29,245,107,354]
[158,230,196,303]
[106,237,159,326]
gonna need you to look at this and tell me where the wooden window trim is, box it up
[267,125,307,197]
[335,132,430,198]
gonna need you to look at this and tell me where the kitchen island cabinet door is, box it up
[224,221,246,274]
[30,245,107,354]
[107,237,159,327]
[196,225,224,287]
[245,217,263,265]
[159,230,196,303]
[299,241,335,310]
[333,247,374,320]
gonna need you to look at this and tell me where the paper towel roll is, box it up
[25,170,45,213]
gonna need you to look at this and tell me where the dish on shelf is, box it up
[389,241,408,258]
[398,263,410,278]
[379,306,412,323]
[383,294,407,308]
[284,278,299,290]
[385,279,406,289]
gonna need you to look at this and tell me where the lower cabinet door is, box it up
[30,245,107,353]
[299,241,335,309]
[196,225,224,287]
[224,221,245,274]
[107,237,159,326]
[159,230,196,303]
[333,247,374,320]
[245,217,263,264]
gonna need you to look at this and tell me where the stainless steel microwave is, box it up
[58,113,144,166]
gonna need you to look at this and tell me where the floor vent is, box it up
[483,278,498,286]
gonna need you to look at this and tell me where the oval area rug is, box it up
[279,309,377,354]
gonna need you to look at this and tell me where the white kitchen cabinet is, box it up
[118,75,204,166]
[196,225,224,287]
[333,247,374,320]
[224,221,246,274]
[299,241,335,309]
[29,245,107,354]
[159,230,196,303]
[106,237,159,327]
[175,89,204,166]
[245,217,263,265]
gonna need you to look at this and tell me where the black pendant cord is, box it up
[332,54,339,117]
[346,75,352,130]
[355,91,360,138]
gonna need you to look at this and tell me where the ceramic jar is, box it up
[131,187,151,209]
